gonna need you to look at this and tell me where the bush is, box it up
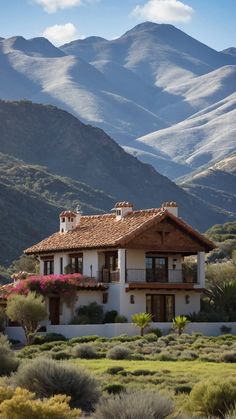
[107,345,131,360]
[132,369,155,376]
[188,378,236,417]
[33,333,67,344]
[143,333,158,342]
[103,310,118,323]
[94,389,173,419]
[74,344,98,359]
[0,335,19,376]
[179,350,198,361]
[103,383,126,394]
[14,357,100,412]
[114,315,128,323]
[106,366,125,375]
[0,310,6,333]
[68,335,99,345]
[220,351,236,363]
[146,327,162,338]
[221,325,232,334]
[0,386,80,418]
[75,302,104,324]
[51,350,71,360]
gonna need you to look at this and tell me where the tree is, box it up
[131,312,152,336]
[9,254,39,276]
[172,316,190,335]
[208,280,236,320]
[6,292,47,344]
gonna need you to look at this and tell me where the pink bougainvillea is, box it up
[8,274,88,297]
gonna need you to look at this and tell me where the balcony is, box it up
[97,269,120,283]
[126,269,198,284]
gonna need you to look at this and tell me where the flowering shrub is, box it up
[9,274,88,296]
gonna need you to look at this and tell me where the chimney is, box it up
[162,202,178,217]
[59,210,76,233]
[112,201,134,220]
[75,204,82,226]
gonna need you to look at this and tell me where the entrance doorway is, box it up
[49,297,60,325]
[146,294,175,322]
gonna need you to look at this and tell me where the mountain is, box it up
[178,155,236,215]
[0,99,233,256]
[0,152,116,265]
[0,22,235,147]
[222,47,236,58]
[136,92,236,170]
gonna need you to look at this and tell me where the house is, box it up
[24,201,215,325]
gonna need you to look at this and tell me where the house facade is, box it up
[24,202,215,325]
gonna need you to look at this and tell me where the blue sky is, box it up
[0,0,235,50]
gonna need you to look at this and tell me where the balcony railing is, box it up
[97,269,120,283]
[126,269,198,284]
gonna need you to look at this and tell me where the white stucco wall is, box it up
[6,322,236,343]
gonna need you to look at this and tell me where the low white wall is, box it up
[6,322,236,342]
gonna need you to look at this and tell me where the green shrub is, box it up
[94,389,173,419]
[33,333,66,344]
[103,383,126,394]
[103,310,118,323]
[158,351,178,361]
[51,350,71,360]
[143,333,158,342]
[106,366,125,375]
[132,369,155,376]
[14,357,100,412]
[75,302,104,324]
[68,335,99,345]
[179,350,198,361]
[107,345,131,360]
[174,384,192,394]
[0,335,19,376]
[188,378,236,417]
[115,315,128,323]
[146,327,162,338]
[220,351,236,363]
[74,344,98,359]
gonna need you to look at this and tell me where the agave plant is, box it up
[172,315,190,336]
[131,312,152,336]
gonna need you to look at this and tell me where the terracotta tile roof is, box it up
[25,208,215,255]
[114,202,134,208]
[60,210,76,218]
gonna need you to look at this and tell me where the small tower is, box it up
[59,210,76,233]
[161,202,178,217]
[112,202,134,220]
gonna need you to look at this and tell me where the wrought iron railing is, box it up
[126,269,198,284]
[97,269,120,283]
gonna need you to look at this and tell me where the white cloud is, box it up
[35,0,97,13]
[132,0,194,24]
[43,23,80,45]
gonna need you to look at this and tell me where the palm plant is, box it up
[131,312,152,336]
[172,315,190,336]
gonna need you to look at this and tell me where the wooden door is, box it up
[146,294,174,322]
[49,297,60,325]
[146,256,168,282]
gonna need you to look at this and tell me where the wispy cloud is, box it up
[132,0,194,24]
[35,0,97,13]
[43,23,81,45]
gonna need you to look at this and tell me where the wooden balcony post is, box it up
[118,249,126,284]
[197,251,205,287]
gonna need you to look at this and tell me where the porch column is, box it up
[118,249,126,284]
[197,252,205,287]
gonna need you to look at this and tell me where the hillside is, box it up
[136,93,236,170]
[178,155,236,215]
[0,153,115,265]
[0,100,234,255]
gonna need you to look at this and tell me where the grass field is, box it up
[70,358,236,395]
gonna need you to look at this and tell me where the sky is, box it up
[0,0,235,50]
